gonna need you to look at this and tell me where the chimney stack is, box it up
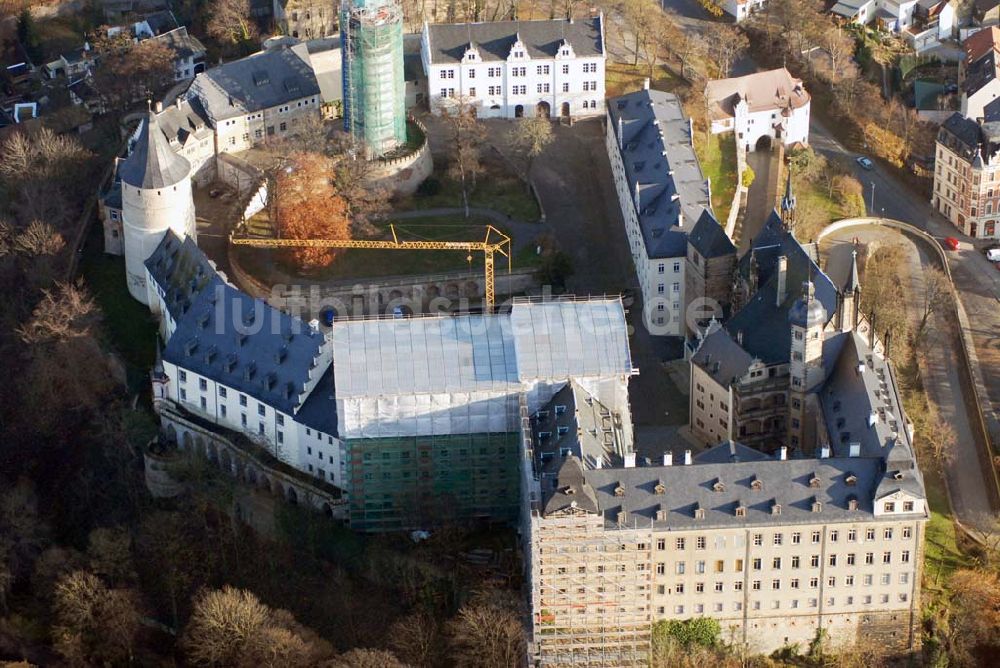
[643,77,650,90]
[778,446,787,461]
[624,453,636,468]
[663,452,673,466]
[820,446,831,459]
[684,449,692,465]
[154,100,163,113]
[776,256,788,306]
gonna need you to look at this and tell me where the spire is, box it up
[118,111,191,190]
[845,249,861,293]
[154,338,164,373]
[780,166,796,221]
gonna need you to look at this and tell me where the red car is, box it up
[944,237,960,251]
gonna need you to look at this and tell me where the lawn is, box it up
[78,217,158,391]
[241,214,542,283]
[923,466,966,590]
[695,132,738,223]
[605,62,684,98]
[403,170,541,222]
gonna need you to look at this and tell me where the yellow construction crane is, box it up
[230,224,512,311]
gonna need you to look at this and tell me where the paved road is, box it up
[821,227,994,529]
[739,149,776,254]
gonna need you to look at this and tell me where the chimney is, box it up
[643,77,650,90]
[849,442,861,457]
[736,330,744,346]
[594,458,603,469]
[618,116,623,151]
[175,96,182,109]
[820,446,831,459]
[663,452,673,466]
[684,449,692,465]
[624,453,636,468]
[154,100,163,113]
[778,446,787,461]
[776,256,788,306]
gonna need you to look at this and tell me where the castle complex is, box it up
[93,12,927,665]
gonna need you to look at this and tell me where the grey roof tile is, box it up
[118,112,192,189]
[691,327,754,385]
[688,209,736,259]
[607,89,710,259]
[424,17,603,65]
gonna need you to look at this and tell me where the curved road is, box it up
[821,225,994,529]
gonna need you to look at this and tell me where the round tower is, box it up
[120,111,196,304]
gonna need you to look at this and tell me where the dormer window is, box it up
[735,503,747,517]
[654,481,665,495]
[847,496,859,511]
[712,479,726,493]
[809,474,821,488]
[892,471,904,481]
[693,504,705,520]
[655,504,667,521]
[771,501,781,516]
[614,484,625,497]
[617,510,627,525]
[845,473,857,487]
[811,498,823,513]
[750,477,763,491]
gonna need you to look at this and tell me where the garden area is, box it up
[695,132,738,224]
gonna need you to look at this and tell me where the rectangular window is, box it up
[562,64,569,74]
[791,556,800,569]
[792,532,801,544]
[695,561,705,574]
[812,531,821,544]
[884,528,893,540]
[715,560,724,573]
[240,394,247,407]
[773,533,783,546]
[219,387,227,398]
[772,557,781,569]
[810,555,820,568]
[258,404,266,417]
[561,82,569,92]
[753,533,763,546]
[199,378,207,391]
[696,536,706,550]
[675,562,685,575]
[883,552,892,564]
[220,405,227,418]
[179,370,187,383]
[469,87,476,97]
[752,558,762,570]
[675,538,685,550]
[180,389,187,401]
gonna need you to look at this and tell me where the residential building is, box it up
[705,68,811,151]
[605,87,713,337]
[686,209,738,328]
[274,0,337,40]
[933,112,1000,238]
[961,27,1000,120]
[148,27,207,81]
[722,0,768,22]
[420,15,606,120]
[830,0,946,37]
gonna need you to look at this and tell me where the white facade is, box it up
[723,0,767,22]
[706,69,811,151]
[121,171,196,303]
[421,18,606,120]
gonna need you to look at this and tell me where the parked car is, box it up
[320,307,337,326]
[944,237,960,251]
[987,248,1000,262]
[856,156,874,170]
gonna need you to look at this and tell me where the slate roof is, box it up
[190,46,321,122]
[965,49,998,99]
[147,26,206,60]
[688,209,736,259]
[576,451,894,529]
[118,112,192,189]
[424,16,604,65]
[144,230,219,319]
[725,213,838,364]
[532,381,628,472]
[294,366,338,436]
[156,97,212,147]
[606,89,710,259]
[543,455,600,516]
[162,277,327,415]
[691,327,754,386]
[705,68,810,122]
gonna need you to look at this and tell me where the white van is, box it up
[987,248,1000,262]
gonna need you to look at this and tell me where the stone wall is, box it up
[368,135,434,197]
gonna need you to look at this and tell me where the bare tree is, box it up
[328,648,408,667]
[917,266,951,339]
[510,115,554,184]
[17,281,100,345]
[13,220,65,257]
[389,612,442,667]
[207,0,259,45]
[447,589,526,668]
[441,100,487,217]
[922,403,957,469]
[967,514,1000,569]
[709,25,749,79]
[52,570,141,666]
[946,569,1000,665]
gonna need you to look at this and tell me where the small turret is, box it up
[151,339,171,413]
[839,249,861,332]
[780,167,796,228]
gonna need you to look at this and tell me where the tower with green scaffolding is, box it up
[340,0,407,157]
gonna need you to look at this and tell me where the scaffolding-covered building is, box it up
[340,0,407,157]
[331,297,637,531]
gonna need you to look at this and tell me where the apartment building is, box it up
[705,68,810,151]
[606,88,712,337]
[933,112,1000,239]
[420,16,606,119]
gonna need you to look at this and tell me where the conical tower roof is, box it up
[119,111,191,190]
[845,249,860,293]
